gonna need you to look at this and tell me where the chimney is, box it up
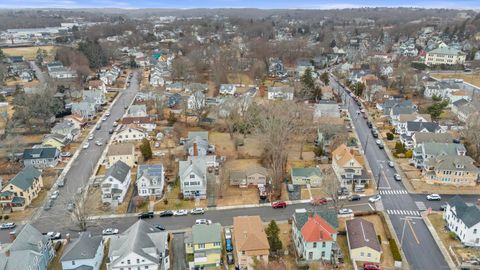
[66,233,71,244]
[5,250,10,257]
[244,231,248,239]
[193,143,198,157]
[9,232,15,242]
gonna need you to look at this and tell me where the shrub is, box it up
[389,238,402,261]
[378,235,382,243]
[386,133,394,140]
[3,215,9,220]
[405,149,413,158]
[449,231,457,240]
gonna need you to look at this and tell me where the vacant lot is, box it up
[209,132,236,158]
[2,45,57,61]
[431,72,480,88]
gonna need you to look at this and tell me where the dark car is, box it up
[109,128,114,134]
[159,210,174,217]
[366,121,373,128]
[349,194,361,201]
[138,212,154,219]
[154,224,166,231]
[371,131,379,138]
[226,252,235,265]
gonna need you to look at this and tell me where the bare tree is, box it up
[189,91,208,126]
[71,189,91,231]
[463,109,480,163]
[322,168,344,212]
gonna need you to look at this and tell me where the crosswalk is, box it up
[386,209,421,216]
[379,189,409,195]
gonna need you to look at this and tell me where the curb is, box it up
[421,212,457,269]
[381,211,411,270]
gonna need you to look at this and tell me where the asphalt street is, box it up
[330,76,451,270]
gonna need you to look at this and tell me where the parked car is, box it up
[173,209,188,216]
[388,161,395,168]
[58,178,65,187]
[338,208,353,215]
[349,194,361,201]
[82,143,90,149]
[337,187,349,196]
[375,139,382,145]
[67,202,75,212]
[96,125,101,130]
[224,228,232,240]
[0,223,16,230]
[271,201,287,209]
[363,262,381,270]
[102,117,107,122]
[95,140,103,146]
[113,121,119,127]
[378,143,384,149]
[105,112,111,117]
[44,199,53,210]
[195,219,212,225]
[109,128,114,134]
[225,238,233,252]
[394,174,401,181]
[368,194,382,203]
[138,211,154,219]
[102,228,119,235]
[46,232,61,240]
[50,190,60,200]
[60,152,72,157]
[191,208,205,215]
[154,224,166,231]
[159,210,174,217]
[427,194,442,201]
[354,186,365,193]
[310,197,328,206]
[88,134,94,140]
[226,252,235,265]
[366,121,373,128]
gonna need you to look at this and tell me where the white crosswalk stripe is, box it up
[386,209,420,216]
[379,189,409,195]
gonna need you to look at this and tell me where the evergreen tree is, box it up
[266,220,283,252]
[140,138,153,160]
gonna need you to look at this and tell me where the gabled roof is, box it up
[7,167,41,191]
[187,131,208,141]
[179,159,206,182]
[419,142,466,156]
[233,216,270,252]
[192,223,221,244]
[61,233,103,262]
[107,143,135,156]
[332,144,364,167]
[291,167,322,178]
[427,155,479,173]
[300,215,337,242]
[245,165,268,176]
[346,218,382,252]
[23,147,59,160]
[294,208,338,230]
[448,196,480,228]
[106,161,131,183]
[413,132,453,144]
[406,121,440,133]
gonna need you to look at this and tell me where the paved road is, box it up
[29,61,46,85]
[330,76,450,270]
[31,72,140,232]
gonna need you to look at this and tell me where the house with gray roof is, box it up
[101,161,131,204]
[0,166,43,210]
[346,218,382,263]
[83,89,106,107]
[229,164,268,187]
[451,99,478,122]
[61,233,104,270]
[219,84,236,95]
[179,158,207,199]
[23,147,60,168]
[51,121,80,141]
[412,132,454,147]
[185,131,212,156]
[291,167,323,186]
[267,86,294,100]
[413,142,466,168]
[71,101,96,120]
[0,224,54,270]
[445,196,480,247]
[137,164,165,198]
[424,155,479,186]
[185,223,222,269]
[107,220,170,270]
[127,104,147,117]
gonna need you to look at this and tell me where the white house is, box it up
[267,86,294,100]
[114,127,147,143]
[107,220,170,270]
[137,164,165,198]
[179,158,207,199]
[122,116,157,132]
[425,46,466,66]
[127,104,148,117]
[187,90,206,110]
[61,233,104,270]
[219,84,236,95]
[444,196,480,247]
[101,161,131,204]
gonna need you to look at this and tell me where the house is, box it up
[378,99,414,115]
[185,223,222,269]
[229,165,268,187]
[114,127,147,143]
[412,132,454,147]
[165,82,184,92]
[0,167,43,210]
[425,46,466,66]
[186,131,211,156]
[267,86,294,100]
[188,90,206,110]
[71,102,96,120]
[296,60,314,76]
[346,218,382,263]
[0,224,54,270]
[61,233,104,270]
[107,220,170,270]
[424,155,479,186]
[424,81,461,100]
[400,122,443,148]
[291,167,323,186]
[137,164,165,197]
[292,208,339,262]
[127,104,147,117]
[106,143,136,168]
[185,83,209,93]
[219,84,236,95]
[122,116,157,132]
[389,102,417,121]
[451,99,477,122]
[101,160,131,204]
[42,133,70,149]
[179,158,207,199]
[23,147,60,168]
[83,89,106,107]
[331,144,369,189]
[149,72,165,87]
[88,79,107,92]
[47,61,77,79]
[314,100,340,119]
[393,113,431,134]
[444,196,480,247]
[413,142,467,168]
[51,121,80,141]
[233,216,270,269]
[269,58,285,77]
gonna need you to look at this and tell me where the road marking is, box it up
[415,201,427,211]
[408,219,420,244]
[381,168,392,189]
[379,190,408,195]
[386,209,421,216]
[368,203,375,211]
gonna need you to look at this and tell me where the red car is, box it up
[310,197,328,206]
[271,201,287,209]
[363,263,381,270]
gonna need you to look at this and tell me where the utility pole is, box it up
[377,164,382,190]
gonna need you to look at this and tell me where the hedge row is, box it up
[389,238,402,262]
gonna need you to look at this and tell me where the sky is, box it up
[0,0,479,9]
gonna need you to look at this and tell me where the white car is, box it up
[102,228,119,235]
[375,139,382,145]
[427,194,442,201]
[195,219,212,225]
[88,134,94,140]
[368,194,382,203]
[224,227,232,239]
[0,223,16,230]
[394,174,401,181]
[105,112,111,117]
[190,208,205,215]
[173,209,188,216]
[102,117,107,121]
[46,231,61,240]
[388,161,395,168]
[338,208,353,215]
[95,140,103,146]
[113,121,119,127]
[50,190,59,200]
[83,143,90,149]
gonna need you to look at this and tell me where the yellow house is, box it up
[0,167,43,210]
[346,218,382,263]
[185,223,222,269]
[42,135,67,150]
[106,143,136,168]
[424,155,480,186]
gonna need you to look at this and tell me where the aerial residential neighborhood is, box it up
[0,3,480,270]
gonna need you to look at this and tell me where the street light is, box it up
[400,217,413,247]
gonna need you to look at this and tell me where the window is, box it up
[242,251,245,255]
[198,243,205,249]
[308,252,313,260]
[136,259,140,263]
[321,251,325,257]
[72,261,75,265]
[474,229,477,234]
[190,174,195,178]
[127,260,131,264]
[322,242,326,248]
[367,253,371,257]
[361,252,364,257]
[313,242,317,248]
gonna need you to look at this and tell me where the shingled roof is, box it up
[448,196,480,228]
[346,218,382,252]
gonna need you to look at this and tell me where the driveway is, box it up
[171,232,187,270]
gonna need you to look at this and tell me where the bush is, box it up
[389,238,402,261]
[3,215,9,220]
[386,133,394,140]
[449,231,457,240]
[378,235,382,243]
[405,149,413,158]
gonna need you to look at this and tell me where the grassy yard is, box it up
[337,235,354,270]
[2,45,57,61]
[431,72,480,88]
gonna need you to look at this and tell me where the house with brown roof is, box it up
[233,216,270,269]
[122,116,157,132]
[331,144,369,189]
[292,209,338,262]
[346,218,382,263]
[229,165,268,188]
[106,143,136,168]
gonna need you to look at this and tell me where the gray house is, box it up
[186,131,212,156]
[71,102,96,120]
[179,158,207,199]
[23,147,60,168]
[413,142,467,168]
[61,233,104,270]
[0,224,54,270]
[83,89,106,107]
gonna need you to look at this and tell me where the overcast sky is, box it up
[0,0,479,9]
